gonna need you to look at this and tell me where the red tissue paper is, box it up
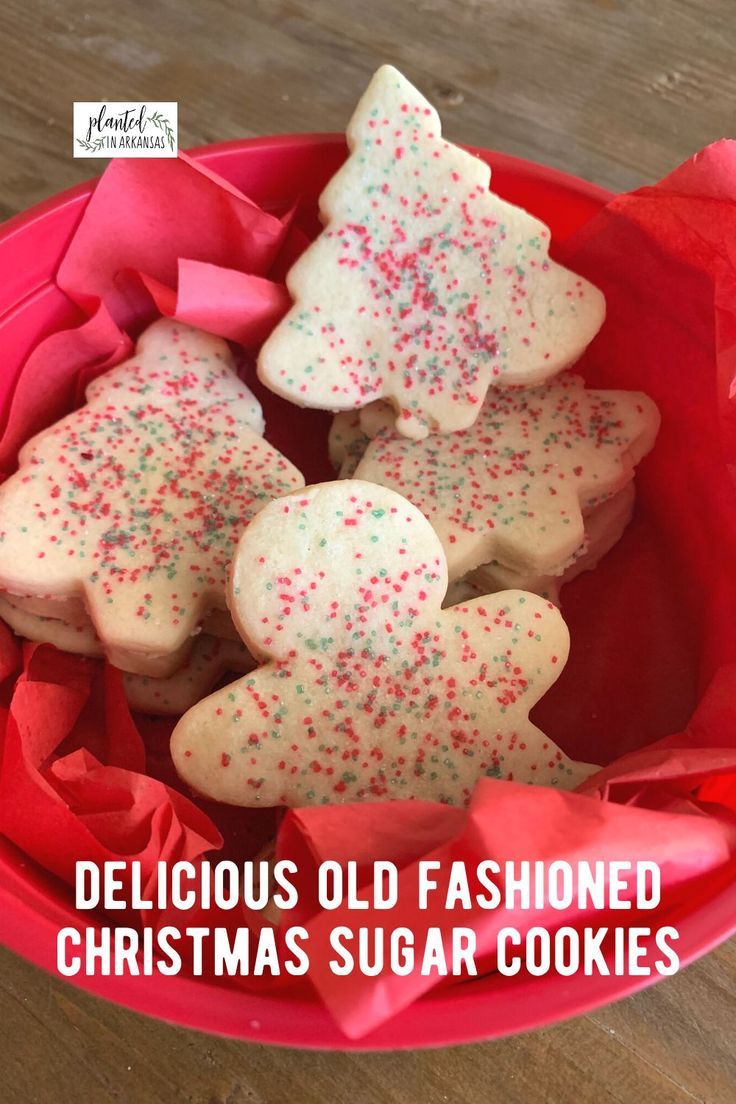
[0,153,299,472]
[276,142,736,1035]
[0,143,736,1040]
[0,646,221,929]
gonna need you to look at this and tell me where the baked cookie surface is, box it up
[259,66,605,439]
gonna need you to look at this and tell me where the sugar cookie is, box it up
[352,373,659,582]
[0,593,103,658]
[259,66,605,439]
[0,593,197,676]
[467,483,635,603]
[0,319,304,666]
[3,592,240,643]
[1,591,89,624]
[171,481,594,807]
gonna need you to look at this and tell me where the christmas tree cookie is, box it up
[0,319,304,672]
[259,65,605,440]
[171,481,595,807]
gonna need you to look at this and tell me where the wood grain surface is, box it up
[1,1,735,1101]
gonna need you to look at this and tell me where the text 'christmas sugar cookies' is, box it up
[171,481,595,807]
[0,318,304,674]
[258,65,605,440]
[347,375,659,586]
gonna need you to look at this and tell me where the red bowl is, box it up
[0,136,734,1049]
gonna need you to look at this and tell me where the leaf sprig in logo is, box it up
[148,111,176,152]
[76,136,106,154]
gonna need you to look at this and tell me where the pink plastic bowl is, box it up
[0,136,735,1049]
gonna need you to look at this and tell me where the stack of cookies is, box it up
[289,66,661,609]
[0,318,303,713]
[328,374,658,607]
[167,64,660,809]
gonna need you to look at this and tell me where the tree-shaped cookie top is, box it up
[171,481,593,807]
[352,374,659,581]
[86,320,265,431]
[0,319,304,659]
[258,66,605,440]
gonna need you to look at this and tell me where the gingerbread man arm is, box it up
[85,319,265,434]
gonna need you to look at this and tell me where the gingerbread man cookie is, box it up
[0,319,304,670]
[258,65,605,440]
[352,373,659,582]
[171,481,594,807]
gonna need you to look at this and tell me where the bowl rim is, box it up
[0,134,733,1050]
[0,132,613,239]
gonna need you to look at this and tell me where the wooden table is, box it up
[1,1,734,1100]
